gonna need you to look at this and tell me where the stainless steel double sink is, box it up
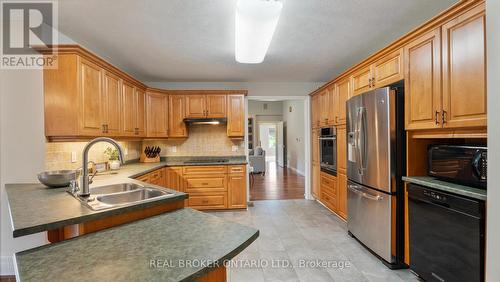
[70,183,175,211]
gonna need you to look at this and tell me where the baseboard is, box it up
[286,165,305,176]
[0,256,14,276]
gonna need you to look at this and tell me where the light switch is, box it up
[71,152,77,163]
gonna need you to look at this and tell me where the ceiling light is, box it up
[235,0,283,64]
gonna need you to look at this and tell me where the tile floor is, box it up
[210,199,419,282]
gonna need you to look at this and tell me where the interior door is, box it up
[347,88,393,192]
[276,121,285,167]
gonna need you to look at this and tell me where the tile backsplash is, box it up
[45,141,142,171]
[143,125,245,157]
[45,125,244,170]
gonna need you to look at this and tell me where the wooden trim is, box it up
[148,88,248,96]
[308,0,484,96]
[409,127,487,139]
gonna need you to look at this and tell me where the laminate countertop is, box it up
[15,208,259,282]
[402,176,487,201]
[5,156,247,237]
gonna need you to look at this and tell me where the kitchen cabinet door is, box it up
[102,71,121,136]
[337,125,347,173]
[311,94,321,129]
[135,89,146,137]
[312,129,319,164]
[206,95,226,118]
[404,28,442,130]
[373,48,404,88]
[165,167,183,192]
[122,81,137,136]
[312,162,320,199]
[351,65,372,96]
[327,86,336,125]
[320,89,330,126]
[335,78,350,124]
[228,168,247,209]
[146,91,168,138]
[185,95,206,118]
[79,58,103,135]
[337,172,347,220]
[441,4,486,128]
[168,95,188,138]
[227,94,245,138]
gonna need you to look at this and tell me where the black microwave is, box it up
[428,145,487,189]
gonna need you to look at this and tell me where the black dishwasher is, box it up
[408,184,485,282]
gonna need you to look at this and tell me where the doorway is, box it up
[247,99,308,201]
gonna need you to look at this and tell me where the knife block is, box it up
[139,152,160,163]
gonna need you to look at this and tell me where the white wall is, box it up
[248,100,283,116]
[0,70,48,275]
[146,81,323,97]
[486,0,499,281]
[282,100,306,175]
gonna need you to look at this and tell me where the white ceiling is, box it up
[58,0,457,82]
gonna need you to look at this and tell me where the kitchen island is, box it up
[14,208,259,281]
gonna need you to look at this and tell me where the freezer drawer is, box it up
[347,181,393,263]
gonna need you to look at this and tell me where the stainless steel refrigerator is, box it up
[346,84,405,268]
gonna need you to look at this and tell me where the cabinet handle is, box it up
[368,78,372,87]
[372,77,375,87]
[442,110,447,124]
[202,182,209,185]
[102,124,106,133]
[435,111,440,125]
[105,124,109,133]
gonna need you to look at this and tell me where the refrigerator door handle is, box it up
[356,107,367,174]
[348,184,383,201]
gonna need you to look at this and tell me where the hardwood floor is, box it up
[0,276,15,282]
[250,162,305,200]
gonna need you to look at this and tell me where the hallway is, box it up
[250,162,305,201]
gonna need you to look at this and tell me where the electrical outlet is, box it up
[171,146,177,153]
[232,145,238,152]
[71,152,77,163]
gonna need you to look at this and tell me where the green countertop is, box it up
[402,176,487,201]
[15,208,259,282]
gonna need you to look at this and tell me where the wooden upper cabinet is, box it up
[185,95,206,118]
[102,71,122,136]
[122,81,146,137]
[311,94,321,128]
[168,95,188,138]
[206,95,226,118]
[79,58,103,135]
[136,89,146,136]
[373,48,403,88]
[319,89,329,126]
[404,28,442,130]
[351,48,403,97]
[121,81,136,136]
[351,65,372,96]
[327,87,336,125]
[146,91,168,138]
[441,3,486,129]
[335,78,350,124]
[227,94,245,138]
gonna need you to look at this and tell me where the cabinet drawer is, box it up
[182,166,227,175]
[321,183,336,197]
[149,169,163,181]
[229,165,246,174]
[321,191,337,211]
[185,176,227,192]
[135,174,150,183]
[188,193,227,209]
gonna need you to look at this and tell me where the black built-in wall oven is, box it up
[319,127,337,175]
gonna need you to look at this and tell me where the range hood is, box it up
[183,118,227,126]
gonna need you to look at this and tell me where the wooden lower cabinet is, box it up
[336,172,347,220]
[136,165,246,210]
[320,172,337,211]
[318,171,347,220]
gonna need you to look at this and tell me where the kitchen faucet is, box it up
[79,137,124,197]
